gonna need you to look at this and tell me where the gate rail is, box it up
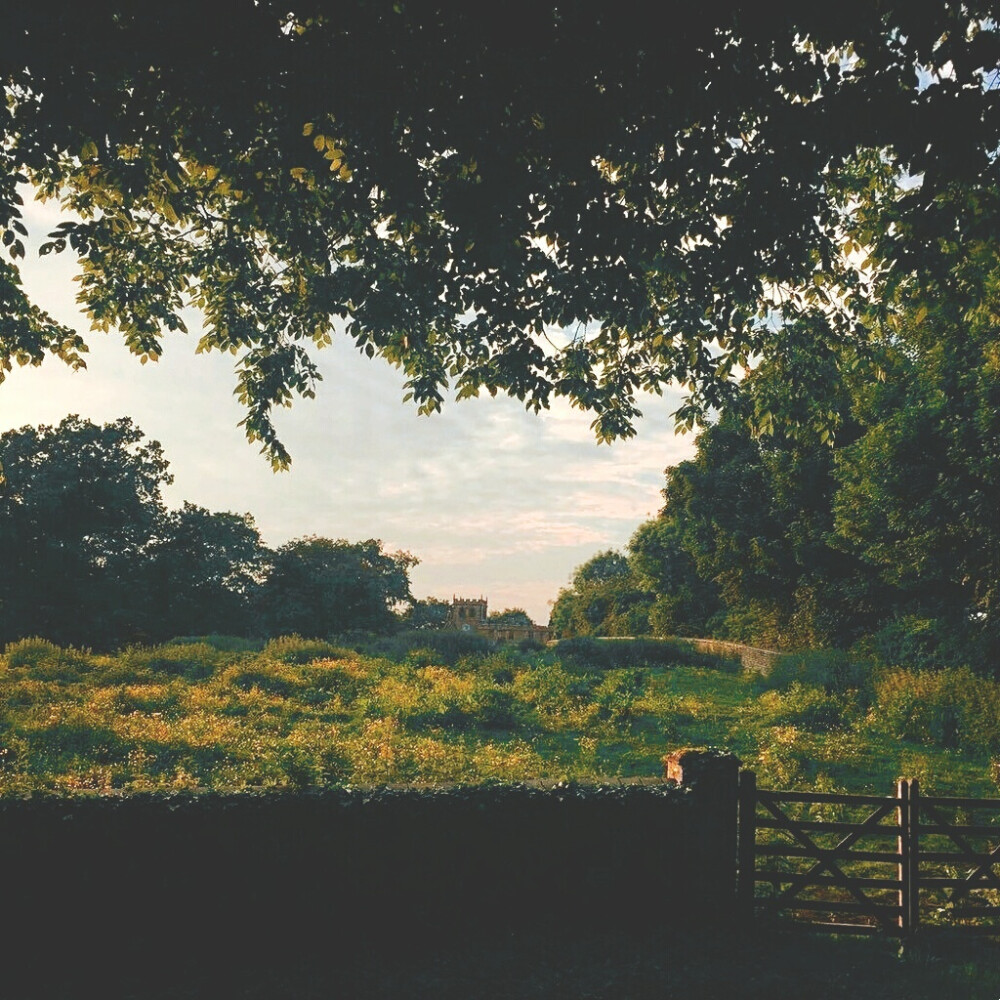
[738,771,1000,938]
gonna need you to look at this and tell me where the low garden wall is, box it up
[674,637,781,673]
[0,751,738,985]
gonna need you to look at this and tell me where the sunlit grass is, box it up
[0,636,997,797]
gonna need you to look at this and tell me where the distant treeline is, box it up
[552,290,1000,675]
[0,416,416,650]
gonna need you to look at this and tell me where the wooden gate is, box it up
[916,788,1000,931]
[738,772,1000,938]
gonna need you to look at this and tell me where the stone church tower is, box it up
[447,596,488,631]
[444,595,550,643]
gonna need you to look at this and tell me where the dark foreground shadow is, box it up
[10,927,1000,1000]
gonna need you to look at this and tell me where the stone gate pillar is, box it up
[663,747,742,923]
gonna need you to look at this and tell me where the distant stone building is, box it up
[446,596,551,644]
[448,596,488,631]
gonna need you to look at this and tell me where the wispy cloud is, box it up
[3,192,697,623]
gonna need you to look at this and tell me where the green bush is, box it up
[223,660,304,698]
[25,721,126,766]
[553,637,613,669]
[402,701,477,732]
[553,636,737,672]
[262,636,350,664]
[357,630,494,665]
[117,643,223,681]
[861,616,983,672]
[594,670,647,728]
[110,685,181,716]
[487,664,515,686]
[297,660,368,703]
[763,650,873,698]
[741,682,846,732]
[3,638,92,681]
[168,635,264,653]
[469,649,534,678]
[870,667,1000,754]
[472,688,523,730]
[4,637,62,669]
[403,646,444,669]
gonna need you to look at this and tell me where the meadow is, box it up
[1,633,998,799]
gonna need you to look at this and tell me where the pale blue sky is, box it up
[2,193,695,624]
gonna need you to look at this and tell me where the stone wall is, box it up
[673,637,780,674]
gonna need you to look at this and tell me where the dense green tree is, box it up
[259,536,417,637]
[641,349,895,649]
[2,4,997,464]
[487,608,533,628]
[832,239,1000,667]
[628,517,720,638]
[402,597,453,631]
[599,315,900,648]
[146,503,269,640]
[549,550,651,638]
[603,244,1000,665]
[0,416,422,648]
[0,415,170,647]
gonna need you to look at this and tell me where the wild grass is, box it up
[0,636,997,797]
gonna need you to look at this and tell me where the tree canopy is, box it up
[549,549,651,638]
[0,416,171,647]
[582,259,1000,668]
[487,608,533,628]
[0,416,418,648]
[3,3,998,464]
[259,536,417,637]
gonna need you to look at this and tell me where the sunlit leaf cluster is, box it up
[2,4,997,463]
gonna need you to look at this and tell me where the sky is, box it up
[1,193,696,625]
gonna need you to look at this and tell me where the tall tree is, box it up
[146,503,269,640]
[0,416,426,647]
[0,415,170,648]
[487,608,533,628]
[615,248,1000,663]
[625,325,896,649]
[403,596,453,631]
[656,418,798,647]
[832,237,1000,667]
[258,536,417,636]
[2,4,997,464]
[549,550,651,637]
[628,516,720,638]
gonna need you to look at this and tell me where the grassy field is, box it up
[0,633,998,798]
[3,633,999,997]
